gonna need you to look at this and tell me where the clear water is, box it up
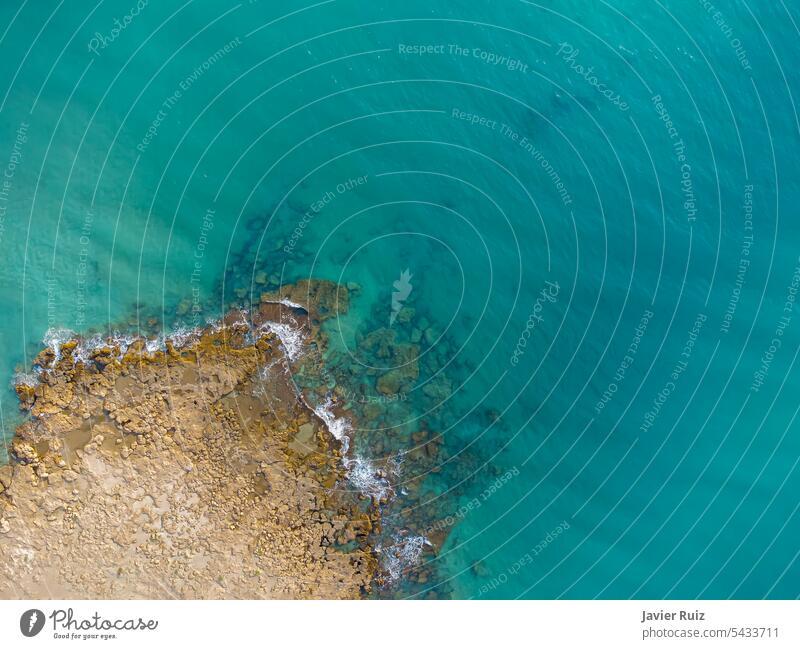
[1,0,799,598]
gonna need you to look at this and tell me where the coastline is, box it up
[0,280,381,599]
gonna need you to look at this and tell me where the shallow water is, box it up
[1,0,799,598]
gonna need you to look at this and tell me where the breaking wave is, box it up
[260,321,305,361]
[380,535,427,583]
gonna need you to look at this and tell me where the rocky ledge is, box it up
[0,280,379,599]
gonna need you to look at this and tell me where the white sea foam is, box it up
[381,535,427,582]
[27,325,199,386]
[347,455,393,501]
[41,327,76,362]
[262,297,306,311]
[74,334,106,362]
[312,397,424,581]
[167,326,200,348]
[313,397,350,448]
[109,332,137,354]
[227,309,251,329]
[260,321,305,361]
[386,453,404,477]
[13,372,38,388]
[279,297,306,310]
[312,397,395,501]
[200,311,259,347]
[145,335,166,353]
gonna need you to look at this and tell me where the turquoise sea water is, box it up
[1,0,800,598]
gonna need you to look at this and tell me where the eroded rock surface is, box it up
[0,282,377,599]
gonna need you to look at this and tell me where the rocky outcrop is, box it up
[0,282,378,599]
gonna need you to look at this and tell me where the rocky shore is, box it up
[0,280,379,599]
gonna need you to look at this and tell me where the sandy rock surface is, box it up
[0,282,377,599]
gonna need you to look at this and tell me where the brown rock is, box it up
[0,280,378,600]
